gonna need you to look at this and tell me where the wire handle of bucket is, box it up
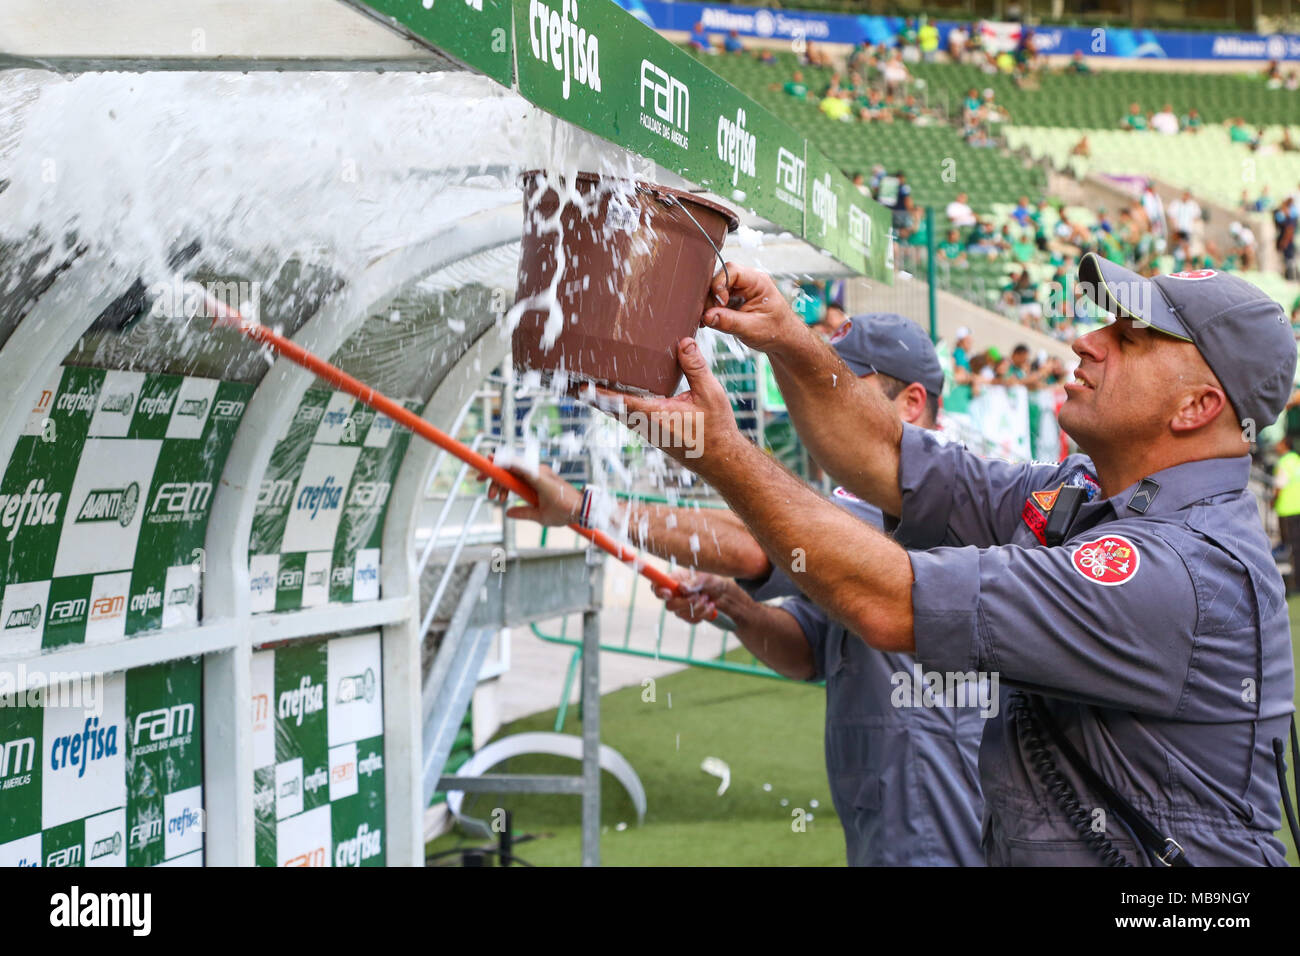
[655,193,730,303]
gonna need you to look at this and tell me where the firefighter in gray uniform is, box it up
[664,315,987,867]
[609,253,1297,865]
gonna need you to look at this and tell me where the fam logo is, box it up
[717,109,757,186]
[148,482,213,524]
[132,703,196,749]
[50,598,87,626]
[775,147,806,212]
[130,818,162,849]
[0,479,63,543]
[1,736,36,790]
[348,481,391,511]
[212,398,246,419]
[810,173,838,238]
[257,478,294,512]
[336,668,377,706]
[76,482,140,527]
[848,205,873,254]
[527,0,601,101]
[640,60,689,148]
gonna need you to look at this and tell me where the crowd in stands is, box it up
[949,326,1067,396]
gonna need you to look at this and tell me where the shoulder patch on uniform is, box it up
[1063,466,1101,501]
[1031,484,1061,512]
[1071,533,1140,586]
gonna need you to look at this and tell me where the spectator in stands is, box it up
[1229,221,1258,270]
[689,22,713,55]
[919,17,939,63]
[1122,102,1147,132]
[1287,70,1300,92]
[962,86,981,118]
[756,48,777,66]
[1229,117,1256,145]
[1011,196,1033,228]
[1274,430,1300,593]
[1150,103,1179,136]
[856,87,890,123]
[1070,134,1091,158]
[951,327,976,385]
[966,218,1001,259]
[1182,107,1203,133]
[938,228,968,267]
[964,22,985,64]
[882,49,911,93]
[946,191,976,228]
[899,94,922,123]
[1006,344,1050,388]
[947,24,968,62]
[1051,211,1090,258]
[1140,181,1167,239]
[868,163,887,194]
[1001,268,1042,327]
[723,30,745,55]
[774,70,809,101]
[1265,60,1284,89]
[820,89,852,122]
[981,88,1009,123]
[804,40,833,68]
[1167,189,1203,239]
[852,172,869,197]
[1281,128,1300,153]
[898,17,919,57]
[882,170,914,236]
[1067,51,1091,75]
[1275,196,1299,280]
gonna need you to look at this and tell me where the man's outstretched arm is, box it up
[606,338,915,652]
[702,264,905,516]
[482,463,770,579]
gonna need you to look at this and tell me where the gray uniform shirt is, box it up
[893,424,1294,866]
[743,489,986,867]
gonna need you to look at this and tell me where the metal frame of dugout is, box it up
[0,0,871,868]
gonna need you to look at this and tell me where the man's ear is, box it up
[1169,384,1230,434]
[896,382,928,425]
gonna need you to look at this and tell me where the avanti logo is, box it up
[167,584,195,606]
[5,603,41,631]
[527,0,601,101]
[177,397,208,419]
[49,715,119,779]
[306,568,327,588]
[0,478,63,543]
[775,147,806,211]
[335,823,382,867]
[811,172,838,237]
[639,59,689,148]
[76,481,140,527]
[100,392,135,416]
[337,668,376,705]
[295,475,343,520]
[90,831,122,861]
[278,675,324,727]
[717,108,757,186]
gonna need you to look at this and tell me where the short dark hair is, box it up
[874,372,940,428]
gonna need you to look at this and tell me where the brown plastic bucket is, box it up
[511,170,740,396]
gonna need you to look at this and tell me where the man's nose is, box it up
[1072,326,1107,363]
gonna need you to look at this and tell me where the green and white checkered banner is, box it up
[247,386,418,613]
[1,366,253,652]
[252,633,385,867]
[0,657,204,867]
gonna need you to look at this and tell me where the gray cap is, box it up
[1077,253,1296,427]
[829,312,944,396]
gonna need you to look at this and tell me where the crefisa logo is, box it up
[0,478,63,543]
[717,108,757,186]
[295,475,343,520]
[335,822,382,867]
[50,716,119,779]
[527,0,601,100]
[278,675,325,727]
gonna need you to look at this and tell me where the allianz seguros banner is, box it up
[252,633,385,867]
[0,366,252,652]
[248,386,418,613]
[0,658,204,867]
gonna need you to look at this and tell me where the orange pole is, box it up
[209,299,697,604]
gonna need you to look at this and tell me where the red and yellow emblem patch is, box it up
[1070,534,1140,586]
